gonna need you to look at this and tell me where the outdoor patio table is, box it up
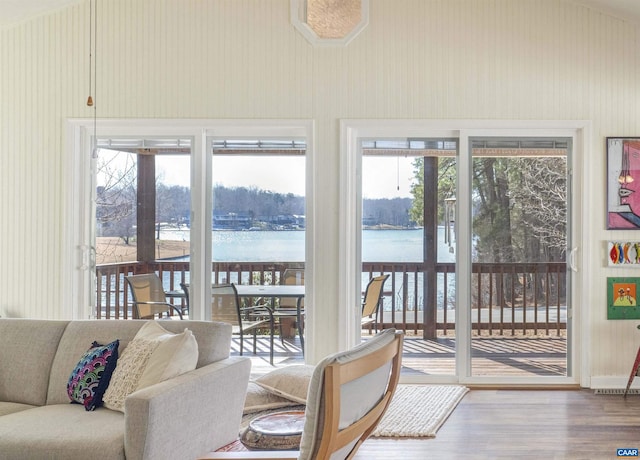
[235,284,306,353]
[166,284,306,352]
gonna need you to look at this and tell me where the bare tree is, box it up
[508,157,567,260]
[96,151,137,244]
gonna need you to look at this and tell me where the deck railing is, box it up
[96,261,566,335]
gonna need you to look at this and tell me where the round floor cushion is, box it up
[240,410,305,451]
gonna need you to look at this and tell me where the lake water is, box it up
[159,227,456,263]
[159,227,457,310]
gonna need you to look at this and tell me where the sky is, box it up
[99,150,417,199]
[362,156,415,199]
[155,154,416,199]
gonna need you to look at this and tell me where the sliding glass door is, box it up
[342,121,582,385]
[94,140,192,319]
[467,137,571,379]
[209,139,307,364]
[360,139,458,377]
[75,121,313,345]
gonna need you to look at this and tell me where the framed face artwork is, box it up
[607,137,640,229]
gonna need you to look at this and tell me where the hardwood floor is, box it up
[354,389,640,459]
[231,337,639,458]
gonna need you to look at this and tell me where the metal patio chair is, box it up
[124,273,184,320]
[211,283,276,365]
[361,274,389,334]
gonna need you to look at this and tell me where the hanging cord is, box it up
[93,0,98,158]
[86,0,98,158]
[87,0,93,108]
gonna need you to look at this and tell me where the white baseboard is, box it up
[589,376,639,389]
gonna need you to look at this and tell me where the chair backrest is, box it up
[361,274,389,318]
[299,329,404,460]
[210,283,242,326]
[125,273,169,319]
[180,282,190,309]
[281,268,305,308]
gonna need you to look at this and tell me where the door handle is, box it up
[569,247,578,272]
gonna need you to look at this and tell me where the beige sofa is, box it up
[0,319,251,460]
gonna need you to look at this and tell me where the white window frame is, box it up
[64,119,315,337]
[340,119,591,386]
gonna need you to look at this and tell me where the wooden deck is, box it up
[231,333,567,378]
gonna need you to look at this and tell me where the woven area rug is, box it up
[371,384,468,438]
[233,384,468,449]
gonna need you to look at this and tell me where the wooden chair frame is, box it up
[201,330,404,460]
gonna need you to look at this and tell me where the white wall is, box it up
[1,0,640,381]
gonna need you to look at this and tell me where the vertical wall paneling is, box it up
[1,0,640,379]
[0,28,5,318]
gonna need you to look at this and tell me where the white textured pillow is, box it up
[134,320,181,342]
[254,365,315,404]
[137,327,198,390]
[102,338,159,412]
[244,382,301,414]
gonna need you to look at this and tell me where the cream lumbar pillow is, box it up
[254,364,315,404]
[102,321,198,412]
[102,337,159,412]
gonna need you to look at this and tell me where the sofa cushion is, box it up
[67,339,120,411]
[0,401,36,417]
[0,319,69,406]
[0,404,125,460]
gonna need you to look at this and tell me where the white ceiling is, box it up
[1,0,639,28]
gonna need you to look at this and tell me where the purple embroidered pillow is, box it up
[67,339,120,411]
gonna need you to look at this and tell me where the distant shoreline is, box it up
[363,224,422,230]
[96,226,429,265]
[96,237,190,265]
